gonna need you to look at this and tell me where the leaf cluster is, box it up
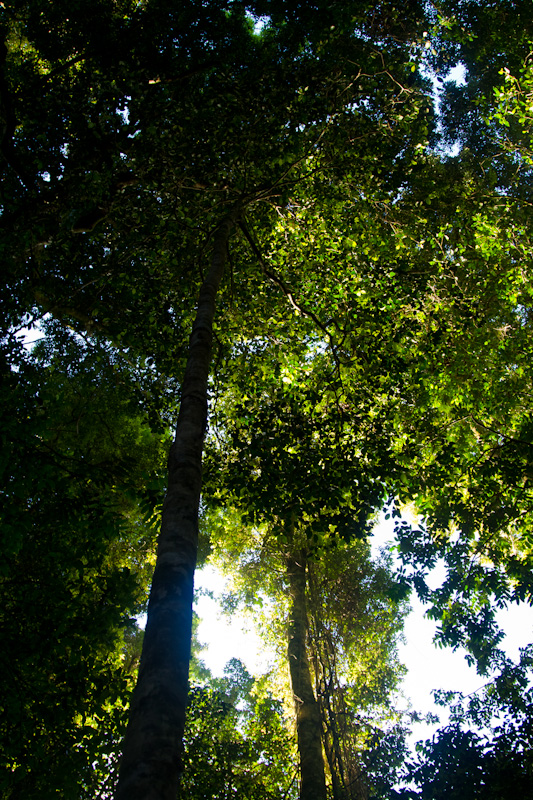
[0,327,168,798]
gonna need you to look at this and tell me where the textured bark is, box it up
[286,548,327,800]
[115,211,238,800]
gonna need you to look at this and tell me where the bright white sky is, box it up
[194,513,533,744]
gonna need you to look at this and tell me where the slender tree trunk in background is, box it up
[286,545,327,800]
[115,212,238,800]
[307,565,345,800]
[307,567,368,800]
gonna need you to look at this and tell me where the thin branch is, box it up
[238,217,338,353]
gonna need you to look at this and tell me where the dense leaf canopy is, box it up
[2,0,533,798]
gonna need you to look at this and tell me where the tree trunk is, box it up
[115,211,238,800]
[286,546,327,800]
[307,565,368,800]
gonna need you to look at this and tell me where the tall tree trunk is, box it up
[307,566,368,800]
[286,545,327,800]
[115,211,238,800]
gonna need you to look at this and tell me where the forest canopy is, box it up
[1,1,533,798]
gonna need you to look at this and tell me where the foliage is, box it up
[206,340,406,549]
[386,173,533,670]
[0,327,167,798]
[488,40,533,201]
[179,660,298,800]
[203,505,410,797]
[0,1,436,792]
[1,0,431,370]
[396,646,533,798]
[364,22,533,669]
[2,0,533,795]
[306,543,409,799]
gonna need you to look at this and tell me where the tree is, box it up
[286,540,329,800]
[4,1,533,797]
[203,350,409,798]
[306,546,407,800]
[179,659,298,799]
[372,11,533,673]
[204,507,408,800]
[2,2,434,795]
[396,646,533,798]
[491,47,533,172]
[0,323,168,798]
